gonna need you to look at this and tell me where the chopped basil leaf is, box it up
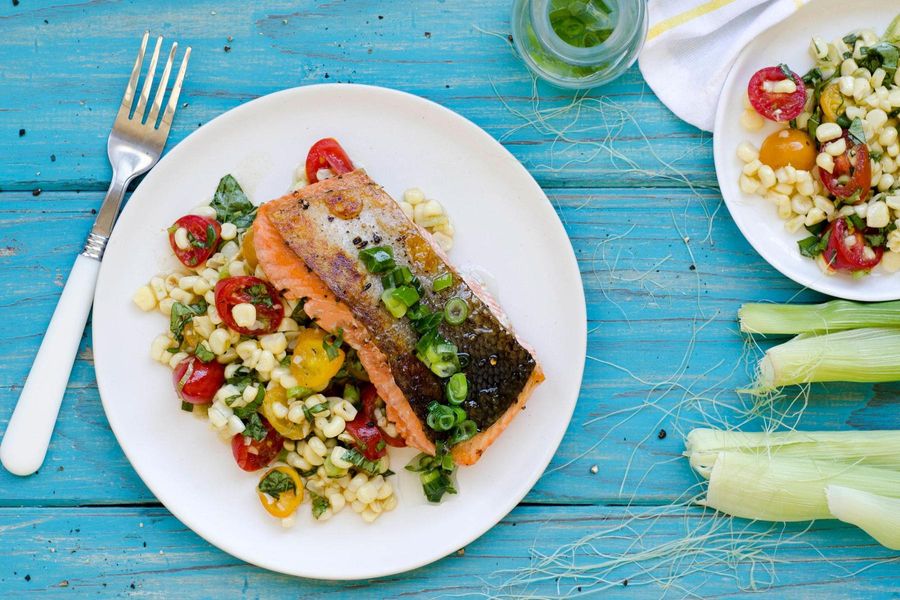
[310,491,330,519]
[232,385,265,419]
[858,42,900,81]
[805,221,827,236]
[323,327,344,361]
[165,347,180,354]
[865,232,887,247]
[290,299,309,324]
[798,229,831,258]
[807,109,822,141]
[802,67,823,86]
[257,469,296,500]
[343,448,382,476]
[847,214,866,231]
[777,63,794,80]
[871,150,884,162]
[169,299,208,344]
[842,32,861,46]
[210,174,257,230]
[848,117,867,145]
[194,344,215,363]
[180,401,194,412]
[279,355,292,368]
[246,283,274,307]
[242,412,267,441]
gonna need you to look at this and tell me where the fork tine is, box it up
[118,31,149,119]
[159,46,191,134]
[146,42,177,128]
[133,35,162,122]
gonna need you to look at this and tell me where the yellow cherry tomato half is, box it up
[759,128,816,171]
[257,466,303,519]
[241,226,258,271]
[289,328,345,392]
[261,385,307,440]
[819,83,845,123]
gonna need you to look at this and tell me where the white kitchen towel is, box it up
[639,0,810,132]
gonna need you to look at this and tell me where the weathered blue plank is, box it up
[0,0,710,191]
[0,506,896,598]
[0,189,895,508]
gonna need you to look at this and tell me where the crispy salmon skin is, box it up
[256,169,543,464]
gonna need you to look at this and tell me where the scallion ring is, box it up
[444,297,469,325]
[446,372,468,405]
[448,420,478,445]
[426,402,458,431]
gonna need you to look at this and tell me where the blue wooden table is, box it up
[1,1,898,597]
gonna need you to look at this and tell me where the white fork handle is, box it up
[1,254,100,476]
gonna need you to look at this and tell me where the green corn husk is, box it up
[690,450,900,522]
[756,327,900,389]
[739,299,900,335]
[826,485,900,550]
[686,429,900,471]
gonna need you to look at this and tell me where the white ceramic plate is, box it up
[92,84,586,579]
[714,0,896,301]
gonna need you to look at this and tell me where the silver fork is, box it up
[0,32,191,476]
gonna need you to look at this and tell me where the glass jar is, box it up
[511,0,648,89]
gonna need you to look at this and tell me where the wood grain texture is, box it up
[0,0,898,596]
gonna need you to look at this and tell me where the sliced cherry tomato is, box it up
[305,138,354,184]
[214,276,284,335]
[289,328,345,392]
[819,82,845,123]
[173,355,225,404]
[168,215,221,268]
[231,417,284,471]
[261,385,307,440]
[345,384,390,460]
[759,128,816,170]
[257,466,303,518]
[747,66,807,122]
[819,133,872,203]
[822,218,883,272]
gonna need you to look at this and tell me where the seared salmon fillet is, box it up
[255,169,544,465]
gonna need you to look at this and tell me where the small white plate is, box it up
[714,0,896,301]
[92,85,586,579]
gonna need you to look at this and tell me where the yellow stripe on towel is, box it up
[647,0,740,41]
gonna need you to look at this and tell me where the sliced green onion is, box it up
[739,299,900,335]
[426,402,458,431]
[381,288,408,318]
[446,372,468,405]
[287,385,313,400]
[381,266,414,289]
[448,419,477,445]
[412,311,443,335]
[391,285,420,308]
[420,468,456,503]
[754,327,900,390]
[444,297,469,325]
[451,406,467,425]
[359,246,395,274]
[433,272,453,292]
[430,360,459,378]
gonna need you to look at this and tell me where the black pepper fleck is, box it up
[363,282,371,291]
[372,233,382,243]
[327,215,334,222]
[658,429,667,439]
[32,188,41,197]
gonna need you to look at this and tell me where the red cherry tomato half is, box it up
[345,384,390,460]
[173,355,225,404]
[305,138,354,184]
[231,417,284,472]
[822,218,883,272]
[168,215,222,268]
[819,133,872,203]
[748,66,807,122]
[214,276,284,335]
